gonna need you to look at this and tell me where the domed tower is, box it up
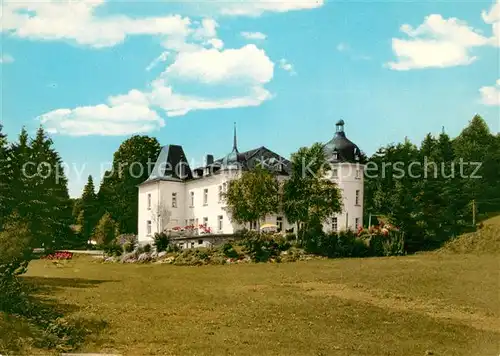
[323,120,364,232]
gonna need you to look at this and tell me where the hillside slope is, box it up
[438,215,500,254]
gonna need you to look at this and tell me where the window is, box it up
[189,218,195,226]
[146,220,152,235]
[277,216,283,232]
[250,221,257,230]
[355,169,361,179]
[333,151,338,160]
[172,192,177,208]
[195,218,199,226]
[191,242,195,248]
[147,194,151,210]
[203,189,208,205]
[332,217,338,232]
[218,215,223,231]
[218,185,223,203]
[190,191,194,207]
[355,190,360,206]
[203,217,208,227]
[223,182,227,192]
[198,240,203,245]
[332,168,338,178]
[355,218,360,229]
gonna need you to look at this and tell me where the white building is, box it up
[137,120,364,247]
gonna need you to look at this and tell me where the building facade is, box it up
[137,120,364,246]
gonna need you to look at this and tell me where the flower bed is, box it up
[41,251,74,260]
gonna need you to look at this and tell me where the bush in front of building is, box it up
[153,232,170,252]
[241,231,290,262]
[302,229,369,258]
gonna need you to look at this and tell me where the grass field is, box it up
[7,252,498,356]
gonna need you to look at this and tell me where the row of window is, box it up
[147,185,360,210]
[146,183,228,210]
[331,217,361,231]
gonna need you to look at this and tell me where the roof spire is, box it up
[233,122,238,152]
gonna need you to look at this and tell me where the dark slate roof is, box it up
[141,145,192,185]
[192,146,291,179]
[323,120,361,163]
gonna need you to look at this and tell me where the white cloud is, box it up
[148,84,272,117]
[479,79,500,106]
[0,54,14,64]
[38,45,275,135]
[482,0,500,46]
[38,101,165,136]
[164,44,274,85]
[241,32,267,40]
[2,0,190,48]
[279,59,296,75]
[210,0,324,16]
[387,14,489,70]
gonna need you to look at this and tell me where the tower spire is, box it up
[233,122,238,152]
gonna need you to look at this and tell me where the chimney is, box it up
[206,154,214,166]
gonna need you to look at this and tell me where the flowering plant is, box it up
[41,251,73,260]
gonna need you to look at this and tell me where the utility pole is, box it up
[472,199,476,226]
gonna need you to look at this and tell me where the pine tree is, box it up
[26,127,73,249]
[10,128,34,221]
[80,175,99,242]
[0,125,12,229]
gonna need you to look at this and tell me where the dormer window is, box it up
[332,151,338,160]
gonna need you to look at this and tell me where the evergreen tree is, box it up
[10,128,34,221]
[0,125,12,229]
[92,212,117,245]
[80,175,99,242]
[28,127,72,249]
[97,136,161,234]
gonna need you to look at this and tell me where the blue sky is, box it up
[2,0,499,197]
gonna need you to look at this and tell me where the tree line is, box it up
[365,115,500,252]
[0,126,72,250]
[223,115,500,253]
[72,136,161,246]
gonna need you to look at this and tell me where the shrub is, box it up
[285,232,297,242]
[103,244,122,257]
[153,232,170,252]
[367,231,405,257]
[167,244,180,253]
[123,242,135,253]
[115,234,137,247]
[242,231,284,262]
[303,230,369,258]
[221,242,239,259]
[143,244,152,253]
[0,217,33,313]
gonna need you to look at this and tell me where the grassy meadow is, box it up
[3,251,498,356]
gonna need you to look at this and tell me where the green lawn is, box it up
[8,253,500,355]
